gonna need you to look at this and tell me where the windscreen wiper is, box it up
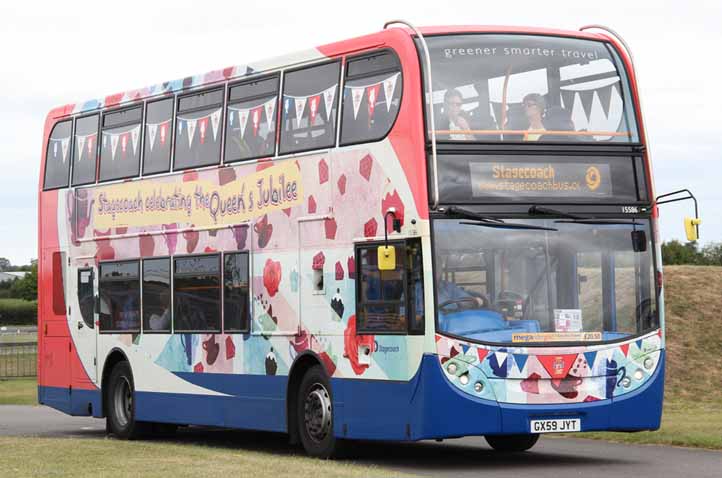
[528,205,584,220]
[459,221,558,231]
[446,206,557,231]
[445,206,505,223]
[554,219,640,225]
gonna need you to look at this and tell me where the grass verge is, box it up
[0,378,37,405]
[567,400,722,450]
[0,436,407,478]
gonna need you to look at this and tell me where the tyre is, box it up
[106,361,147,439]
[296,365,337,458]
[485,434,539,452]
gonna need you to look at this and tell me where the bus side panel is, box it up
[134,373,287,432]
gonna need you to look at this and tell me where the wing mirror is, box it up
[653,189,701,241]
[684,217,702,241]
[377,209,401,271]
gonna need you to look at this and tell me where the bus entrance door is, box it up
[73,267,97,385]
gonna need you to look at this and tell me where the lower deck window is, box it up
[223,252,250,332]
[99,261,140,333]
[174,255,221,332]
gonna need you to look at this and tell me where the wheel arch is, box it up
[286,351,326,444]
[100,347,131,418]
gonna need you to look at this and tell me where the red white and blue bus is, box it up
[37,22,695,457]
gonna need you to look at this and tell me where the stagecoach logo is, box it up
[585,166,601,191]
[374,340,400,355]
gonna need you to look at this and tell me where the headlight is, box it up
[447,362,457,375]
[633,369,644,381]
[644,357,654,370]
[619,377,631,389]
[474,382,484,393]
[459,373,469,385]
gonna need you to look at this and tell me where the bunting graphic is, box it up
[147,124,157,151]
[294,96,307,125]
[284,84,338,124]
[199,118,208,144]
[75,133,97,161]
[186,119,197,147]
[176,108,221,148]
[210,109,221,141]
[160,123,168,146]
[146,120,170,152]
[346,73,400,120]
[77,136,86,161]
[366,84,380,123]
[308,95,320,125]
[229,98,275,139]
[61,138,69,163]
[382,73,399,111]
[103,125,141,160]
[264,98,276,126]
[111,135,119,159]
[251,107,262,136]
[131,127,139,155]
[86,135,95,158]
[322,85,336,121]
[238,109,249,139]
[351,87,364,119]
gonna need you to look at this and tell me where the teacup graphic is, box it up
[203,336,220,365]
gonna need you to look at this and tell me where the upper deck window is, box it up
[340,51,403,146]
[143,98,174,175]
[100,106,142,182]
[225,75,279,162]
[420,34,639,143]
[72,114,99,186]
[280,61,340,154]
[43,120,72,190]
[174,88,223,170]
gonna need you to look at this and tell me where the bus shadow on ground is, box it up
[166,427,633,472]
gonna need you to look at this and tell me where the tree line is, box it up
[661,241,722,266]
[0,258,37,301]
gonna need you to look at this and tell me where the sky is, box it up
[1,0,720,265]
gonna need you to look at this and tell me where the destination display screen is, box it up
[436,154,646,203]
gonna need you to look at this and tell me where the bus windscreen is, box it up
[419,34,640,143]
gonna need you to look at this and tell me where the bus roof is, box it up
[46,25,612,121]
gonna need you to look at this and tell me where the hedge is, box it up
[0,299,37,325]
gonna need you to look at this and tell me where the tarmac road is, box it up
[2,405,720,477]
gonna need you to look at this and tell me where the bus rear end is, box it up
[415,28,662,449]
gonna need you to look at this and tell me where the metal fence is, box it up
[0,342,37,378]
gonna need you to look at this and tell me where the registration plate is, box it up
[530,418,581,433]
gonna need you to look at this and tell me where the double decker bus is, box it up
[37,22,693,458]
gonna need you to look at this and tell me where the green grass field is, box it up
[0,436,407,478]
[0,378,36,405]
[573,400,722,450]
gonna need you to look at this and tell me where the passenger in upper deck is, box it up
[439,89,474,141]
[522,93,546,141]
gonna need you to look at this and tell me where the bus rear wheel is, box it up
[106,361,147,439]
[296,365,337,458]
[485,434,539,452]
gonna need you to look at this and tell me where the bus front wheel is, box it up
[296,365,336,458]
[485,434,539,452]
